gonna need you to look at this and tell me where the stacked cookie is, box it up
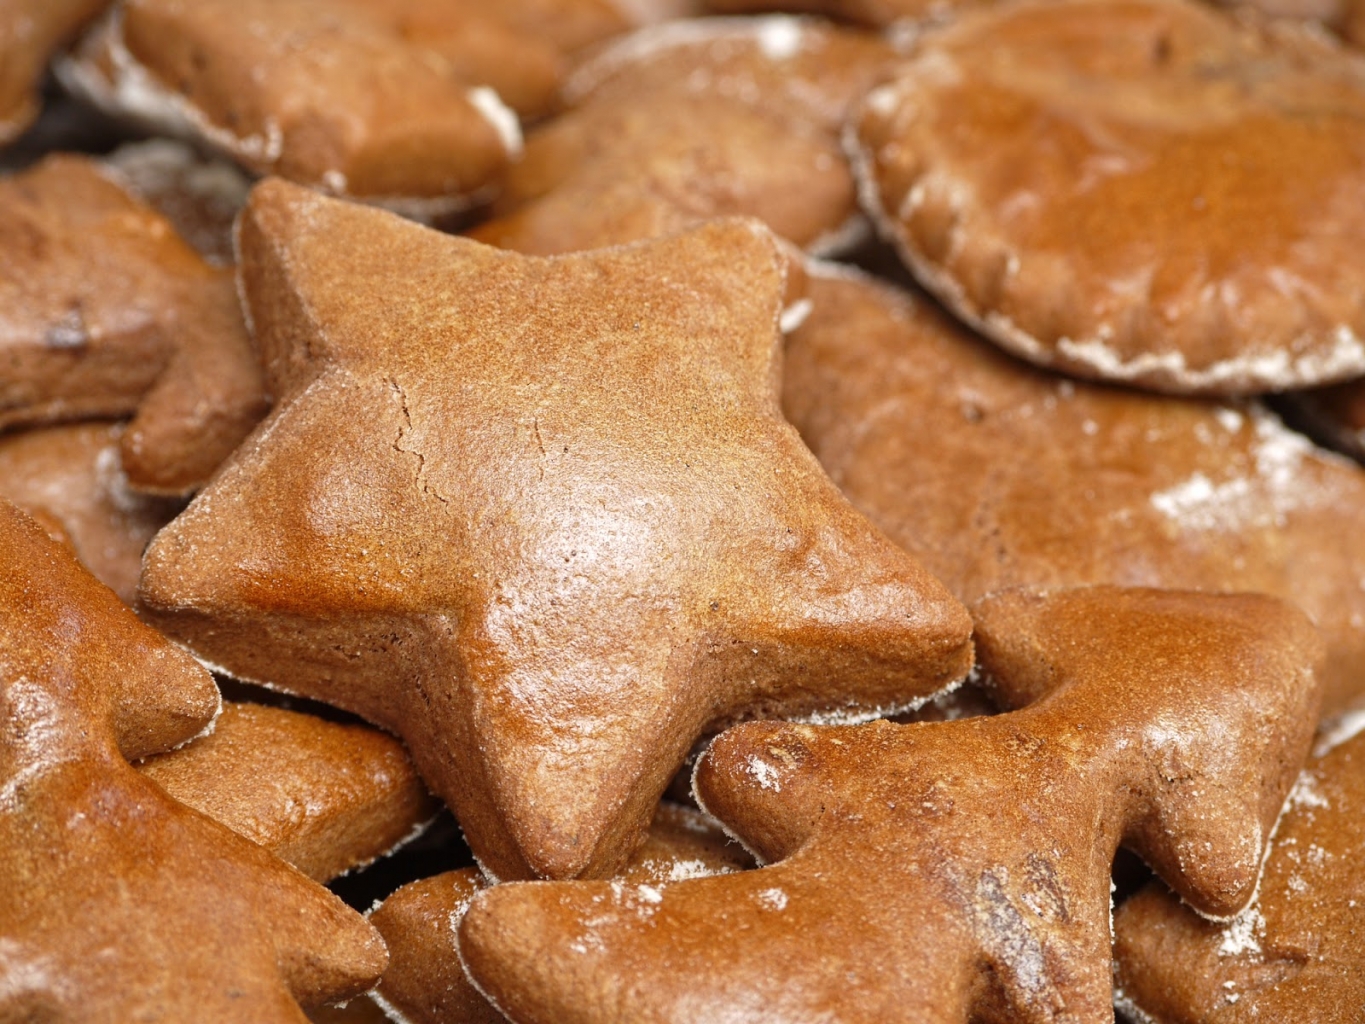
[3,1,1365,1021]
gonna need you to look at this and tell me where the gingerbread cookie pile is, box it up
[3,0,1364,1021]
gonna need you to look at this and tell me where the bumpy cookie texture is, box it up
[0,500,387,1022]
[853,0,1365,394]
[0,0,108,144]
[471,17,893,256]
[459,586,1322,1024]
[370,803,750,1024]
[59,0,522,210]
[783,267,1365,714]
[139,180,973,882]
[1113,724,1365,1022]
[137,701,438,882]
[0,421,181,604]
[0,154,268,494]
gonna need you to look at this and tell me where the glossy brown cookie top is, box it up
[471,17,894,255]
[59,0,522,210]
[459,586,1322,1024]
[369,802,751,1024]
[138,701,438,882]
[0,421,181,604]
[139,180,973,882]
[1113,722,1365,1022]
[783,266,1365,713]
[0,154,268,494]
[0,0,107,144]
[0,499,386,1022]
[854,0,1365,394]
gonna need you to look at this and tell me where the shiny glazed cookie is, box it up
[783,266,1365,714]
[138,180,973,882]
[459,586,1322,1023]
[0,154,268,494]
[471,17,894,255]
[0,499,386,1022]
[1113,722,1365,1022]
[853,0,1365,394]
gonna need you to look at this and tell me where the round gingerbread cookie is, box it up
[853,0,1365,394]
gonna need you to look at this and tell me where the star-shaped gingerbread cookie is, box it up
[0,498,386,1022]
[139,179,974,881]
[459,586,1323,1023]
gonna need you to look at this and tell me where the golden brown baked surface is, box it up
[0,498,386,1021]
[854,0,1365,394]
[1113,723,1365,1022]
[138,701,437,883]
[459,586,1322,1023]
[0,153,268,494]
[783,266,1365,714]
[139,179,973,882]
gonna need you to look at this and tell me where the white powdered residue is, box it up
[746,755,781,791]
[1217,901,1266,957]
[1215,407,1245,433]
[666,858,727,882]
[368,989,419,1024]
[466,87,523,158]
[637,884,664,904]
[1314,707,1365,756]
[93,443,144,515]
[779,298,813,334]
[1149,472,1252,532]
[1054,322,1365,392]
[1287,770,1330,811]
[755,887,788,910]
[1149,406,1321,532]
[757,17,804,60]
